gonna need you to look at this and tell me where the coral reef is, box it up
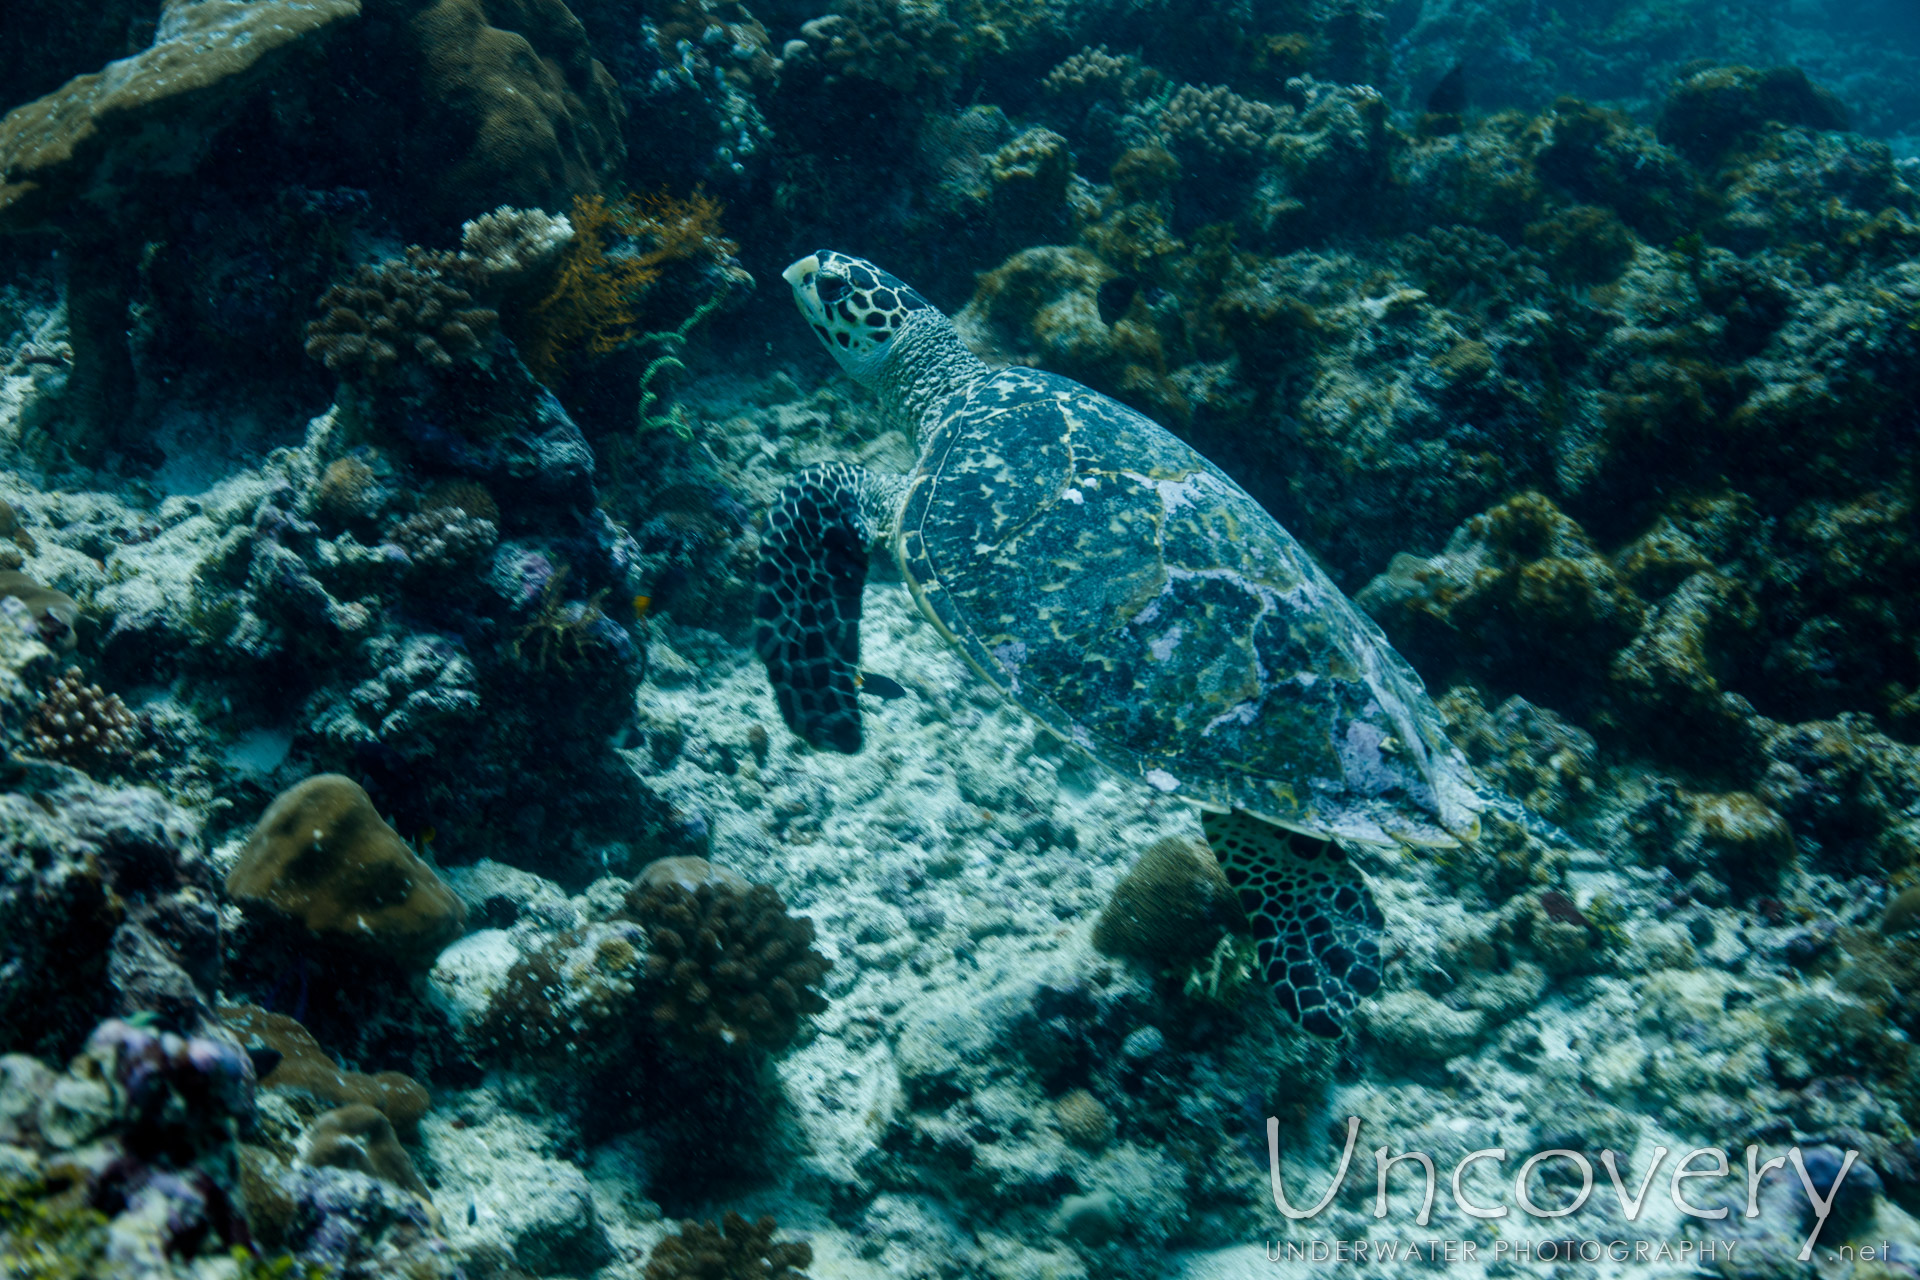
[521,188,742,384]
[643,1211,812,1280]
[21,666,140,773]
[218,1006,431,1136]
[0,1016,283,1277]
[0,572,78,651]
[4,0,1920,1275]
[302,1103,431,1201]
[1091,837,1245,968]
[0,752,216,1060]
[305,252,500,387]
[224,775,466,968]
[621,878,831,1056]
[408,0,627,218]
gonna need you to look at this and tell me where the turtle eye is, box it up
[816,275,851,304]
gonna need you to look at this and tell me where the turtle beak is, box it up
[783,254,822,315]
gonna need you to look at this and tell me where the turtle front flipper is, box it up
[1203,810,1384,1039]
[754,462,897,753]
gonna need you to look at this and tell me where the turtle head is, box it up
[784,251,934,383]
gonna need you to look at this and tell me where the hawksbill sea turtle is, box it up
[754,250,1488,1038]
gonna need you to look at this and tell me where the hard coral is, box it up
[813,0,961,98]
[409,0,626,218]
[1052,1088,1115,1152]
[473,920,651,1066]
[308,457,386,530]
[219,1005,430,1136]
[301,1104,431,1200]
[1658,65,1849,165]
[955,246,1187,425]
[1358,492,1647,708]
[1158,83,1284,164]
[224,775,466,968]
[1092,837,1246,967]
[385,508,499,573]
[621,879,831,1056]
[643,1210,812,1280]
[1043,46,1163,108]
[22,666,140,774]
[305,251,499,385]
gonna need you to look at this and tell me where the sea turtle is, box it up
[755,251,1486,1037]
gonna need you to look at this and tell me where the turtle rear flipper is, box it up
[1203,810,1384,1039]
[755,462,887,753]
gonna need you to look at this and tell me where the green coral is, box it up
[0,1179,108,1280]
[0,1180,330,1280]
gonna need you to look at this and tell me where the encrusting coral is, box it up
[0,571,79,652]
[219,1004,431,1136]
[301,1103,432,1201]
[223,775,466,968]
[642,1210,812,1280]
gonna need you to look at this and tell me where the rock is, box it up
[0,0,363,232]
[302,1103,432,1201]
[1361,989,1485,1062]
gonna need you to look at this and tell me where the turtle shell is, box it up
[896,368,1482,848]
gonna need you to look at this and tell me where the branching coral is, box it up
[643,1211,812,1280]
[1158,83,1286,162]
[811,0,961,97]
[1042,45,1164,107]
[621,879,831,1056]
[522,189,739,384]
[22,667,140,773]
[304,250,499,384]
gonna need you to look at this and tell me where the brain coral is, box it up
[224,774,466,968]
[621,877,831,1056]
[1092,836,1246,966]
[409,0,626,217]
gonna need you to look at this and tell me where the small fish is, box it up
[1426,63,1467,115]
[1097,276,1139,327]
[467,1201,478,1226]
[632,594,653,619]
[859,672,909,700]
[416,826,436,848]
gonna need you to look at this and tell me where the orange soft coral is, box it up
[523,189,738,383]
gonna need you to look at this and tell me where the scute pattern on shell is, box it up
[897,366,1482,848]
